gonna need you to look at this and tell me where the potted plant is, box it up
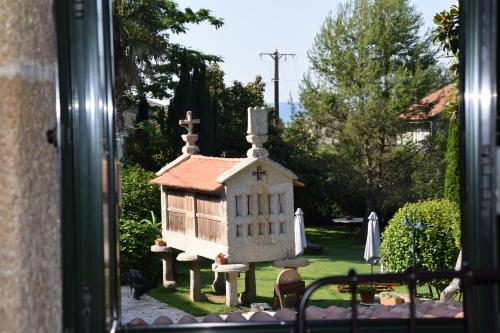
[154,239,166,247]
[215,253,228,265]
[379,292,404,306]
[358,285,377,304]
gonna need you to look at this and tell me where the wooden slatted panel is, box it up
[167,191,185,210]
[197,218,223,243]
[168,211,185,233]
[196,193,220,217]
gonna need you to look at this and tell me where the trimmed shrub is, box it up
[121,164,161,221]
[120,213,161,280]
[380,199,460,293]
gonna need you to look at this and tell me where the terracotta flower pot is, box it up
[359,290,376,304]
[215,256,227,265]
[380,295,404,306]
[154,239,166,247]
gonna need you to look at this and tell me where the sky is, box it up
[170,0,456,121]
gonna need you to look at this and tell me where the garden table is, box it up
[332,217,364,233]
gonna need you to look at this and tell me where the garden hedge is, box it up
[120,215,162,280]
[380,199,460,293]
[121,164,161,221]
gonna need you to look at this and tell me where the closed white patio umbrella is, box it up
[294,208,307,256]
[364,212,381,273]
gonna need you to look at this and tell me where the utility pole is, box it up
[260,50,295,120]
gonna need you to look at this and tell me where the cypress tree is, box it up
[136,95,149,123]
[192,65,219,156]
[167,60,193,157]
[444,113,460,205]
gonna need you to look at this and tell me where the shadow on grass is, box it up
[148,287,249,316]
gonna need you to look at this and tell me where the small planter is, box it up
[215,253,228,265]
[154,239,166,247]
[379,293,404,306]
[359,290,376,304]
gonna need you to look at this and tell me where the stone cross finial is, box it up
[252,165,267,181]
[179,111,200,135]
[179,111,200,155]
[246,107,269,158]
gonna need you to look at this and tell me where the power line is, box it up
[259,50,295,120]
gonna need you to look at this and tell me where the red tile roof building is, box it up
[405,83,456,121]
[152,155,244,193]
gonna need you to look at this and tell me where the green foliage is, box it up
[357,285,377,292]
[207,64,266,157]
[120,214,161,279]
[380,199,461,293]
[124,120,172,171]
[300,0,449,215]
[444,112,460,206]
[121,165,161,221]
[379,292,401,299]
[168,62,219,157]
[270,111,346,217]
[113,0,223,130]
[433,4,459,75]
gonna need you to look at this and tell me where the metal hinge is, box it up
[74,0,84,19]
[82,286,92,333]
[46,126,58,148]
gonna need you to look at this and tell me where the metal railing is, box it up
[296,266,500,333]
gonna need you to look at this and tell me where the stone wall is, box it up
[0,0,61,332]
[225,162,295,263]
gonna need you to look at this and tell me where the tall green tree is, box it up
[300,0,447,215]
[444,112,460,205]
[113,0,223,131]
[207,64,267,157]
[433,4,459,75]
[432,5,461,302]
[433,4,460,206]
[167,62,219,157]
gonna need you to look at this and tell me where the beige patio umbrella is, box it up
[294,208,307,256]
[364,211,381,274]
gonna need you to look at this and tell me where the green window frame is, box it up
[55,0,499,332]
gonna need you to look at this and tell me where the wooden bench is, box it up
[337,282,399,293]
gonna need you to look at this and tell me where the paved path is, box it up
[121,286,200,324]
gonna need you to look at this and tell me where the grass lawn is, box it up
[148,225,433,316]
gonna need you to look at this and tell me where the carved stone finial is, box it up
[246,107,269,158]
[179,111,200,155]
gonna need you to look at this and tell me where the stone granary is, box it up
[151,107,307,306]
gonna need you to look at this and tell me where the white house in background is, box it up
[399,83,456,145]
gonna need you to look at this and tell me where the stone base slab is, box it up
[212,263,249,273]
[163,280,177,290]
[273,257,309,268]
[151,245,177,253]
[177,252,199,261]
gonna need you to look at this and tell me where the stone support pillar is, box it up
[212,272,226,295]
[151,245,177,290]
[177,252,206,302]
[162,252,176,290]
[190,260,204,302]
[212,263,248,307]
[239,262,256,305]
[225,272,239,307]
